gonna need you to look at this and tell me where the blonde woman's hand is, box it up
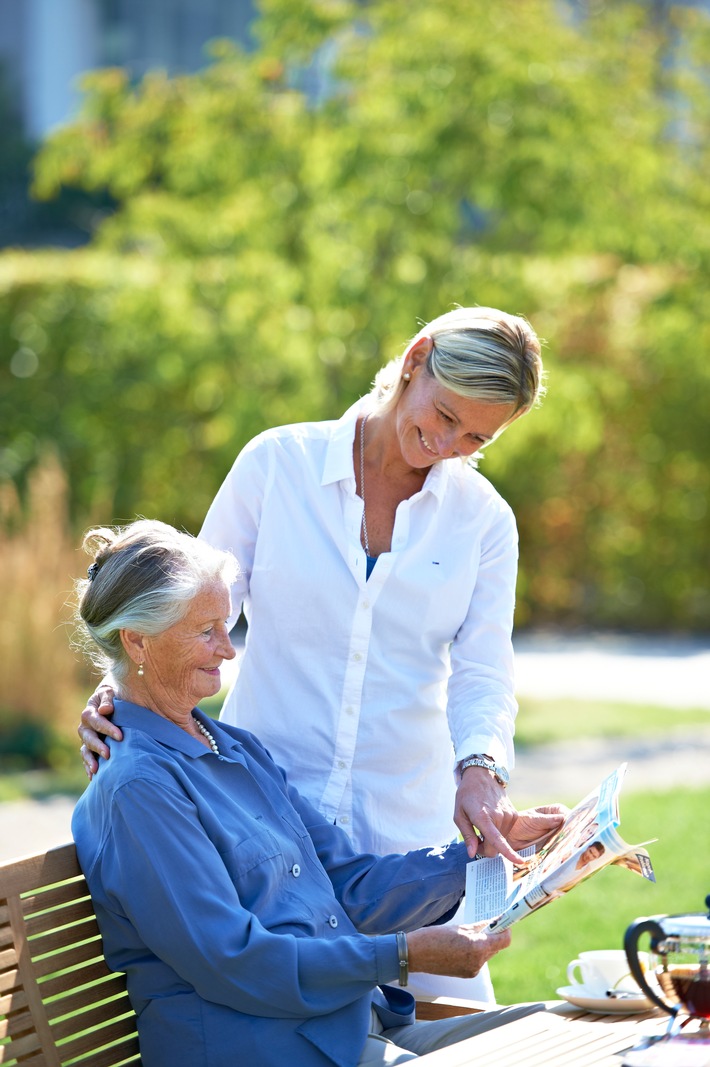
[455,766,566,864]
[78,684,122,778]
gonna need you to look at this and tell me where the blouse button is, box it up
[328,915,339,928]
[291,864,301,878]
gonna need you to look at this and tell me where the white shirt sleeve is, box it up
[446,493,519,770]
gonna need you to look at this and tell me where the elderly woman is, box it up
[72,519,546,1067]
[79,306,564,1001]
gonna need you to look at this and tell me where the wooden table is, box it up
[416,999,674,1066]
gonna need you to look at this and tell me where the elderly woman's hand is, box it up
[454,766,566,865]
[407,922,511,979]
[78,684,123,778]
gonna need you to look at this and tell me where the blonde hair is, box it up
[372,306,545,414]
[75,519,239,682]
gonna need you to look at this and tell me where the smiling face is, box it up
[394,342,519,469]
[576,841,605,868]
[121,578,236,721]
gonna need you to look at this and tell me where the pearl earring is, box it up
[137,663,144,677]
[403,372,411,381]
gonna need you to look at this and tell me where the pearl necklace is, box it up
[192,715,220,756]
[359,412,371,555]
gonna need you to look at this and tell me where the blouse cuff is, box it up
[374,934,404,986]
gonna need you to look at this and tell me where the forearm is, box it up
[295,790,468,933]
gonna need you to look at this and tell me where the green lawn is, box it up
[488,786,710,1004]
[515,697,709,747]
[0,765,87,803]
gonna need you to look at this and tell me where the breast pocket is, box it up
[221,826,285,912]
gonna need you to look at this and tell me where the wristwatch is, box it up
[460,754,509,788]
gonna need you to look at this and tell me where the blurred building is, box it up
[0,0,255,141]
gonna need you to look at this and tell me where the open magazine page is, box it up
[463,763,656,933]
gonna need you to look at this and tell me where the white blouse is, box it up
[199,400,519,856]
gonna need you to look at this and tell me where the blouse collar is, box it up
[320,398,450,504]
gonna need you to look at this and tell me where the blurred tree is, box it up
[1,0,708,628]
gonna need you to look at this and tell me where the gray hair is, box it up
[75,519,239,682]
[371,306,545,414]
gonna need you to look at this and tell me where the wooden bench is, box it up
[1,842,485,1066]
[0,843,140,1066]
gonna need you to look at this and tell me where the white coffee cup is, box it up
[566,949,649,996]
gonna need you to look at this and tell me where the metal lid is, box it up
[654,899,710,950]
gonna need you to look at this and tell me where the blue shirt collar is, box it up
[113,698,247,766]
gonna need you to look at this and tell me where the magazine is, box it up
[463,763,656,932]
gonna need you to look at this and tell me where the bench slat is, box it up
[39,958,117,1001]
[0,847,81,898]
[1,1055,46,1067]
[21,879,90,916]
[0,1025,43,1062]
[44,973,129,1020]
[0,844,141,1066]
[32,938,105,980]
[26,916,100,957]
[0,946,18,972]
[67,1037,141,1067]
[24,898,97,938]
[0,987,28,1016]
[0,967,20,996]
[58,1015,142,1061]
[51,994,135,1041]
[0,1003,33,1038]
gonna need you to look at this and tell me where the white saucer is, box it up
[556,985,653,1015]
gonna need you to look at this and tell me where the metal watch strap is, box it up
[460,754,509,787]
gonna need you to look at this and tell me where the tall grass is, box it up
[0,454,90,745]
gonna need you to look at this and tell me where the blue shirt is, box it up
[71,702,467,1067]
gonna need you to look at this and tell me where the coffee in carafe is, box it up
[656,964,710,1019]
[625,896,710,1028]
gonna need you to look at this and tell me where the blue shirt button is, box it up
[328,915,339,928]
[291,864,301,877]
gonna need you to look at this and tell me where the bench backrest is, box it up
[0,842,140,1067]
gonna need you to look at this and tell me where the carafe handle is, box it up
[624,918,676,1016]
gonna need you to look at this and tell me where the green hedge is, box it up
[1,247,708,629]
[3,1,710,629]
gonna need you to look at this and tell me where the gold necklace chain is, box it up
[359,412,370,555]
